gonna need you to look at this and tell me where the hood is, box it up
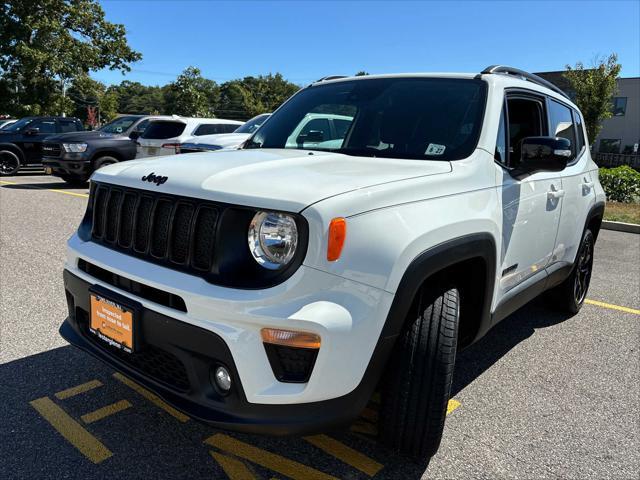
[45,131,125,142]
[182,132,251,148]
[93,148,452,212]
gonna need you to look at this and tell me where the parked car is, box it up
[0,119,17,130]
[42,115,159,185]
[59,67,605,463]
[177,113,271,154]
[137,117,242,158]
[0,116,83,175]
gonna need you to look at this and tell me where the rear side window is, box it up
[573,110,586,153]
[193,123,239,136]
[142,121,186,139]
[59,120,79,133]
[548,99,576,159]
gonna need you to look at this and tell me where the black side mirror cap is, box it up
[515,136,571,176]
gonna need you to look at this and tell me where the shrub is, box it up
[599,166,640,203]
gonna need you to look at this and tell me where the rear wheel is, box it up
[0,150,20,175]
[550,229,594,314]
[379,287,459,461]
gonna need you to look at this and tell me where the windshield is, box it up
[246,77,487,161]
[3,118,32,132]
[235,114,270,134]
[99,116,139,134]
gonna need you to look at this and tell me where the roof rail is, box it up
[481,65,570,99]
[314,75,348,83]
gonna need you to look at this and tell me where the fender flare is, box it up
[380,232,497,342]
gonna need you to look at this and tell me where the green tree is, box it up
[355,71,369,76]
[164,67,218,117]
[0,0,141,116]
[107,81,165,114]
[67,74,106,123]
[564,54,622,144]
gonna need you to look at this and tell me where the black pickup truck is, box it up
[0,116,84,175]
[42,115,153,185]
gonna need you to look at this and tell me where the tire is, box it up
[58,173,89,186]
[550,229,595,314]
[0,149,21,176]
[379,287,460,461]
[93,156,118,171]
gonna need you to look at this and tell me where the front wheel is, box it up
[58,173,89,186]
[0,150,21,175]
[550,229,595,314]
[379,287,459,461]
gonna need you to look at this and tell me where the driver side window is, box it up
[506,97,544,168]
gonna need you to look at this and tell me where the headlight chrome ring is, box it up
[248,211,298,270]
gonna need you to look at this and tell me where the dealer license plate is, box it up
[89,294,135,353]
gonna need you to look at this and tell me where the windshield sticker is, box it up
[426,143,446,156]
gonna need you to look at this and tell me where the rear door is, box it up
[548,99,595,268]
[496,92,563,295]
[22,119,57,164]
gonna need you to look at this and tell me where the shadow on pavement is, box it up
[1,182,88,191]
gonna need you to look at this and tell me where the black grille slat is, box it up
[104,189,123,243]
[169,203,195,264]
[191,207,218,271]
[118,193,137,248]
[133,196,154,253]
[149,199,173,258]
[90,183,223,279]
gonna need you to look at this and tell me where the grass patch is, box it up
[604,202,640,225]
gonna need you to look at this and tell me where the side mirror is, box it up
[129,130,140,140]
[24,127,39,136]
[518,137,571,174]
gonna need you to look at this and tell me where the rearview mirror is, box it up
[517,137,571,175]
[24,127,39,136]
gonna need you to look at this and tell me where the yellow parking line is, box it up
[350,419,378,436]
[585,299,640,315]
[29,397,112,464]
[205,434,338,480]
[81,400,132,424]
[447,399,461,415]
[360,407,378,423]
[210,451,257,480]
[304,434,383,477]
[112,372,189,422]
[0,179,89,198]
[55,379,103,400]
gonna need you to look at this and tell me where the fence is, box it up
[594,153,640,169]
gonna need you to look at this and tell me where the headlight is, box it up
[62,143,88,153]
[248,211,298,270]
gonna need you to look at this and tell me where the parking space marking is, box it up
[112,372,189,423]
[210,451,257,480]
[350,420,378,436]
[29,397,112,464]
[81,400,132,424]
[0,180,89,198]
[360,407,378,423]
[585,299,640,315]
[304,434,383,477]
[447,399,462,415]
[55,379,103,399]
[205,433,338,480]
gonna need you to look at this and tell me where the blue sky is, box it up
[95,0,640,86]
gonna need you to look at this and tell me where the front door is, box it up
[22,119,57,164]
[496,94,563,295]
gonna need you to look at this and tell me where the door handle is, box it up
[583,181,594,189]
[547,189,565,200]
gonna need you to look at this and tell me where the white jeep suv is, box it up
[60,66,605,462]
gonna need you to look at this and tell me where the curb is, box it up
[601,220,640,234]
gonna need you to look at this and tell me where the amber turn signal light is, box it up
[261,328,321,349]
[327,217,347,261]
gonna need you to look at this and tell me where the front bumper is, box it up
[43,154,91,175]
[61,234,396,433]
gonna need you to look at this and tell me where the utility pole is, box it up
[60,78,67,117]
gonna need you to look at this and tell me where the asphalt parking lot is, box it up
[1,173,639,479]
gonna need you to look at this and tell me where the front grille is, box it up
[76,308,191,392]
[42,143,61,157]
[90,183,221,276]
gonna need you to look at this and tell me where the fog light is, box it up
[214,366,231,392]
